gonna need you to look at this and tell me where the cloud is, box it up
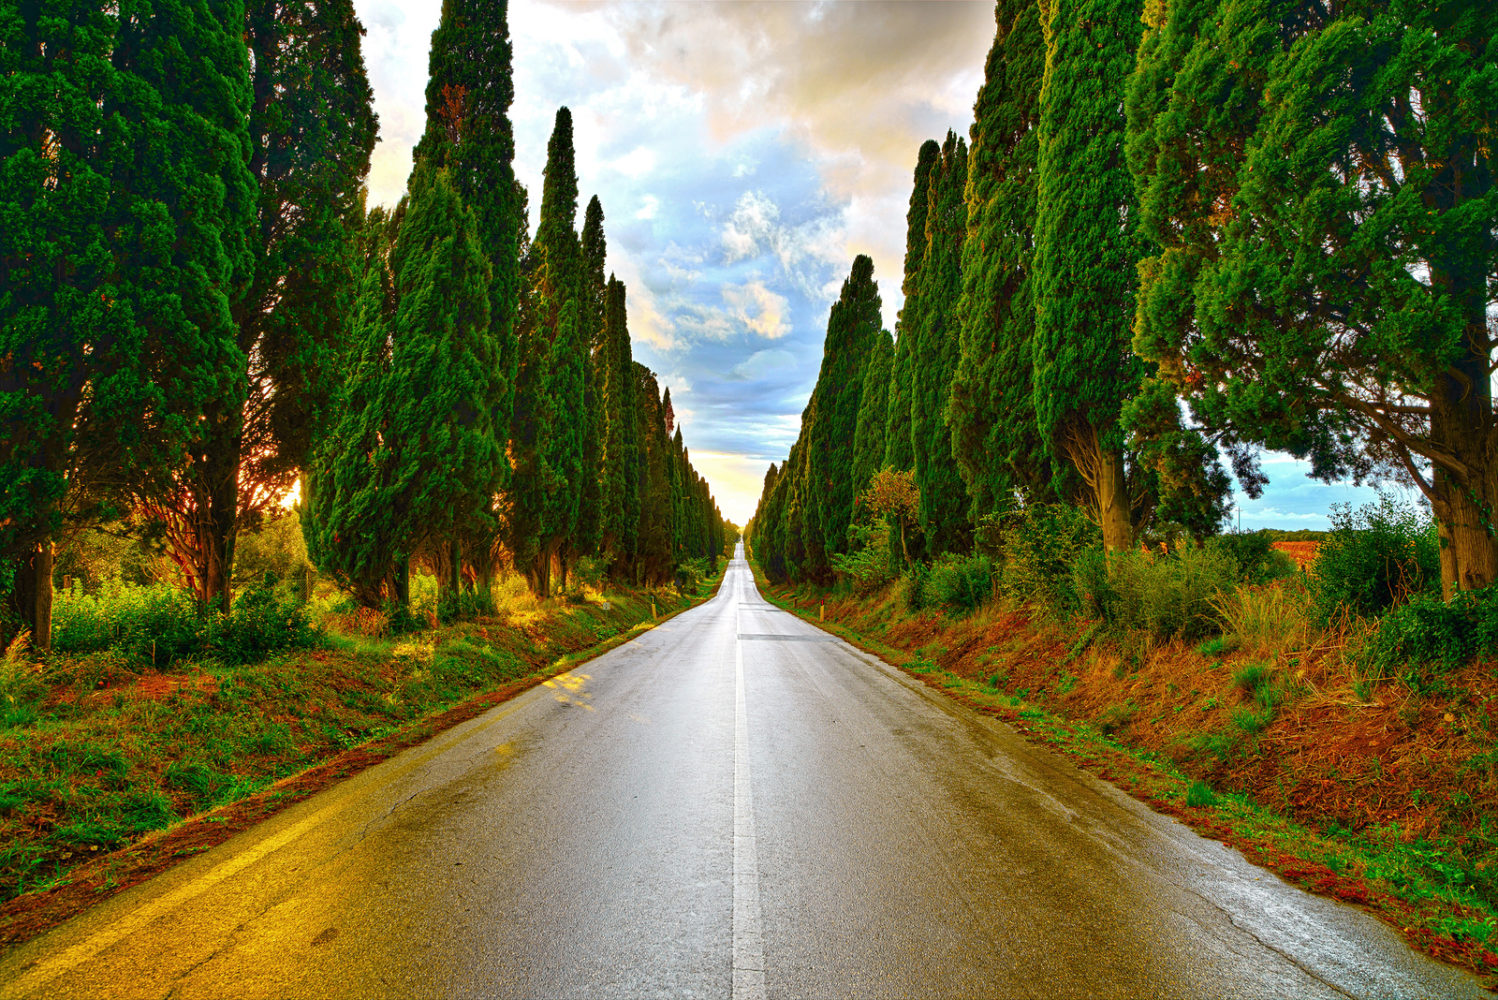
[721,280,790,339]
[731,349,797,381]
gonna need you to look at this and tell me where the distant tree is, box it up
[633,366,676,585]
[599,277,642,574]
[1032,0,1146,554]
[884,140,941,473]
[1,4,256,644]
[573,195,608,567]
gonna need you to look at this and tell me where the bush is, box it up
[208,574,321,664]
[832,522,896,594]
[921,553,993,614]
[1311,494,1440,623]
[999,503,1099,616]
[1088,545,1239,642]
[1205,531,1295,586]
[1364,584,1498,679]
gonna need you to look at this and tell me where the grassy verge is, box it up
[0,569,723,946]
[748,559,1498,986]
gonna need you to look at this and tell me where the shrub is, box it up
[1205,531,1295,586]
[920,553,993,614]
[208,574,322,664]
[1211,578,1316,653]
[1364,584,1498,680]
[999,502,1099,616]
[1311,494,1440,623]
[832,522,896,594]
[1088,545,1239,642]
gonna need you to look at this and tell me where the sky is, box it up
[352,0,1387,529]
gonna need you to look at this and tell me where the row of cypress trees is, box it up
[2,1,727,648]
[754,0,1495,600]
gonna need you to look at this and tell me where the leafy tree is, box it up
[884,140,941,472]
[948,0,1056,524]
[910,133,971,557]
[151,0,377,612]
[1,3,255,644]
[1131,0,1497,593]
[803,256,882,579]
[1032,0,1146,553]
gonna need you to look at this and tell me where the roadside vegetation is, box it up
[749,496,1498,982]
[0,510,726,924]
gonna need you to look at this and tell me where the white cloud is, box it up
[636,194,660,221]
[731,349,797,381]
[611,146,658,179]
[722,281,790,340]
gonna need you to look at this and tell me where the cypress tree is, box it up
[633,366,675,585]
[948,0,1055,524]
[1134,0,1497,593]
[849,329,894,513]
[383,164,497,597]
[161,0,378,612]
[510,108,584,594]
[302,212,400,608]
[1,3,255,643]
[414,0,522,587]
[910,133,971,557]
[599,277,641,574]
[1032,0,1146,553]
[804,256,883,577]
[883,140,941,472]
[574,195,608,565]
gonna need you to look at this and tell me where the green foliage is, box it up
[916,554,994,615]
[831,522,897,596]
[883,141,940,473]
[949,0,1054,522]
[1032,0,1146,552]
[909,134,971,557]
[51,577,320,668]
[1204,532,1294,588]
[1084,546,1239,642]
[998,502,1099,616]
[849,331,894,515]
[1311,496,1441,623]
[1365,585,1498,681]
[1185,780,1217,808]
[2,3,256,628]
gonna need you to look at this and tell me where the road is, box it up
[0,546,1486,999]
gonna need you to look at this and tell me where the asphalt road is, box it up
[0,546,1486,999]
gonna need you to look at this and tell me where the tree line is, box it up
[2,0,728,649]
[752,0,1495,600]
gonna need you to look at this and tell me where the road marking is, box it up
[733,635,767,1000]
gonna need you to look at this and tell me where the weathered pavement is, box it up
[0,546,1486,998]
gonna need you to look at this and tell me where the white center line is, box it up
[733,630,767,1000]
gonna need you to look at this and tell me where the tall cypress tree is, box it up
[510,108,584,594]
[301,211,400,608]
[159,0,378,612]
[804,256,882,577]
[383,164,497,597]
[599,277,642,574]
[574,195,608,565]
[415,0,522,586]
[633,366,675,585]
[910,133,971,557]
[948,0,1055,524]
[1033,0,1146,553]
[1,3,255,644]
[883,140,941,472]
[849,329,894,513]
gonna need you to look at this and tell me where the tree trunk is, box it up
[10,543,54,652]
[1096,445,1132,554]
[438,540,461,601]
[1444,481,1497,594]
[393,559,410,610]
[186,409,242,613]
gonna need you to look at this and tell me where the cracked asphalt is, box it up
[0,546,1487,999]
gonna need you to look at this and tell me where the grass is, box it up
[0,568,724,909]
